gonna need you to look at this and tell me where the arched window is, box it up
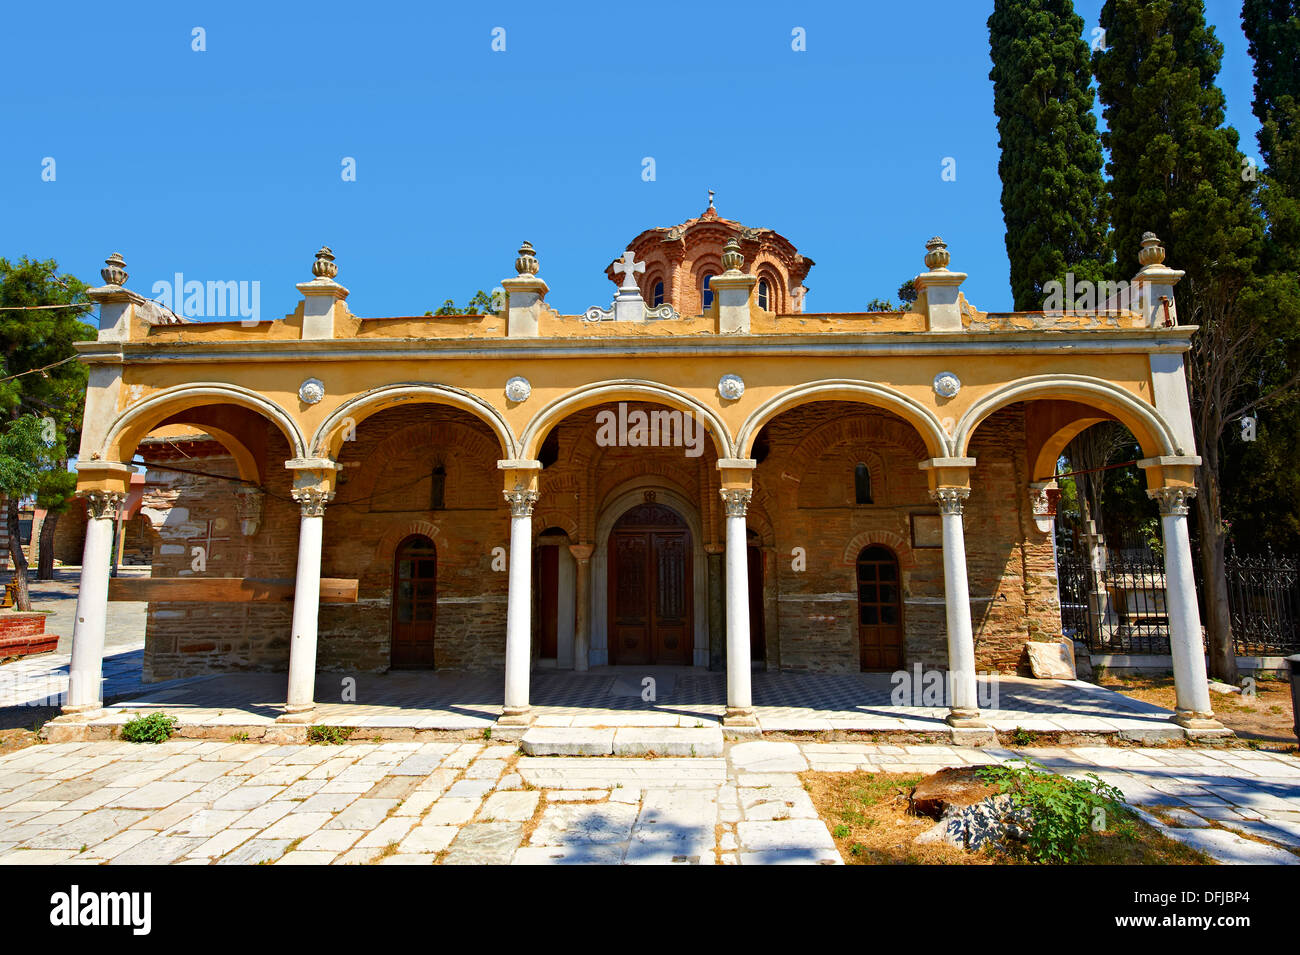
[854,462,872,504]
[757,280,769,311]
[702,273,716,310]
[430,464,446,509]
[652,280,665,307]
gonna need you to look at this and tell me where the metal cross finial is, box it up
[708,188,715,209]
[612,250,644,292]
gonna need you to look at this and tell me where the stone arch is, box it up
[738,380,949,460]
[312,382,517,460]
[371,519,442,570]
[100,383,307,464]
[954,375,1180,461]
[532,509,578,542]
[842,530,916,569]
[591,478,709,667]
[783,412,928,508]
[520,380,734,460]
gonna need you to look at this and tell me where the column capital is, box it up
[568,543,594,561]
[79,489,126,520]
[719,487,752,518]
[930,486,970,516]
[1148,485,1196,517]
[504,486,539,518]
[291,487,333,517]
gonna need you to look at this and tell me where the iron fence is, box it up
[1056,543,1300,656]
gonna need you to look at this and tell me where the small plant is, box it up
[229,732,249,742]
[833,824,851,838]
[306,725,355,745]
[1009,726,1035,747]
[482,727,492,740]
[977,759,1130,864]
[120,712,178,743]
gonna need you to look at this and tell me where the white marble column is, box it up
[501,487,538,724]
[281,488,330,721]
[720,488,756,727]
[1149,486,1221,729]
[64,491,125,714]
[569,544,592,673]
[932,487,985,727]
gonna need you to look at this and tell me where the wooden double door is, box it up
[608,503,692,665]
[856,545,903,671]
[392,534,437,668]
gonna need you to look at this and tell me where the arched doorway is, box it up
[856,545,902,671]
[392,534,437,668]
[607,502,693,665]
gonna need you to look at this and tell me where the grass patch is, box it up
[120,711,178,743]
[804,770,1212,865]
[306,725,355,745]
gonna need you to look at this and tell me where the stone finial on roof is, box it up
[515,241,539,276]
[312,246,338,280]
[722,237,744,273]
[924,236,950,271]
[101,253,128,287]
[1138,232,1166,268]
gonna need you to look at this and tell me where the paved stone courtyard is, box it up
[0,738,1296,865]
[6,657,1188,738]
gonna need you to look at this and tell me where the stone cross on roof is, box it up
[612,250,644,292]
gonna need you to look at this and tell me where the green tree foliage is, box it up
[1223,2,1300,554]
[988,0,1107,311]
[426,289,500,316]
[866,279,921,312]
[0,257,95,605]
[1094,0,1290,682]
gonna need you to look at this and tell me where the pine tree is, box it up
[988,0,1107,311]
[1095,0,1278,683]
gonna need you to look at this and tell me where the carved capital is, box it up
[234,486,265,536]
[719,488,752,518]
[504,487,538,518]
[81,490,126,521]
[291,487,333,517]
[930,486,970,516]
[1148,486,1196,517]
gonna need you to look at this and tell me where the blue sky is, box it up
[0,1,1264,318]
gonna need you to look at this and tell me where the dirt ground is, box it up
[1098,673,1297,749]
[803,770,1211,865]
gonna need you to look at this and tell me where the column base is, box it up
[275,704,316,724]
[498,706,533,727]
[945,709,988,729]
[723,706,759,728]
[1172,710,1227,732]
[57,704,105,721]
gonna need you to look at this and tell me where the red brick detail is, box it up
[841,531,916,568]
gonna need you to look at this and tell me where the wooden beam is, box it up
[108,577,359,603]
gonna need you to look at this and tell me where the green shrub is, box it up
[306,725,354,745]
[977,759,1130,863]
[120,712,178,743]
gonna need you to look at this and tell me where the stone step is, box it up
[520,726,724,757]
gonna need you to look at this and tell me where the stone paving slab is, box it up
[0,739,1295,866]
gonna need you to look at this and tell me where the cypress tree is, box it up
[1221,3,1300,555]
[988,0,1107,311]
[1095,0,1272,683]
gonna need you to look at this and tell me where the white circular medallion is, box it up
[718,374,745,400]
[933,372,961,399]
[298,378,325,404]
[505,376,532,402]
